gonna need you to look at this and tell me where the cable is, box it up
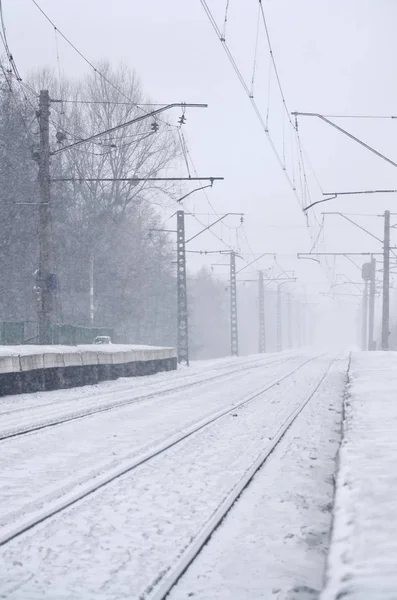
[1,69,86,152]
[258,1,293,127]
[294,114,322,230]
[54,28,64,118]
[309,215,324,254]
[0,5,38,136]
[181,133,221,218]
[0,61,35,139]
[177,127,191,178]
[31,0,177,128]
[199,0,309,216]
[265,52,271,130]
[322,114,397,120]
[0,0,21,81]
[257,0,324,224]
[51,99,170,106]
[301,145,324,195]
[250,2,261,98]
[174,129,239,238]
[221,0,231,41]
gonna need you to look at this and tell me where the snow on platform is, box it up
[0,343,171,356]
[0,343,176,373]
[321,352,397,600]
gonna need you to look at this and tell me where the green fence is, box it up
[50,324,114,345]
[0,321,114,346]
[0,321,25,345]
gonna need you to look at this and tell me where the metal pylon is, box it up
[258,270,266,353]
[287,293,292,349]
[296,301,302,347]
[230,251,238,356]
[177,210,189,365]
[276,285,282,352]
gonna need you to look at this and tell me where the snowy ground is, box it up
[168,357,347,600]
[321,352,397,600]
[0,353,309,534]
[0,350,295,417]
[0,351,347,599]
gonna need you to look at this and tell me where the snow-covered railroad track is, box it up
[0,353,282,417]
[148,357,336,600]
[0,354,324,549]
[0,353,299,441]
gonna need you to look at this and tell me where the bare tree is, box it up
[25,63,179,344]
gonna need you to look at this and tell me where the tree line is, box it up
[0,62,233,356]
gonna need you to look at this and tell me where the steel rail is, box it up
[149,356,336,600]
[0,354,299,441]
[0,354,325,547]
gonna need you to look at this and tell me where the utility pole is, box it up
[296,301,302,347]
[361,279,369,351]
[230,251,238,356]
[39,99,217,347]
[276,279,296,351]
[381,210,390,350]
[305,304,313,346]
[89,255,95,325]
[37,90,53,344]
[177,210,189,365]
[239,272,294,354]
[368,255,376,350]
[301,303,306,346]
[287,293,292,349]
[159,213,242,366]
[175,213,242,365]
[361,262,372,352]
[276,285,283,352]
[211,250,241,357]
[258,271,266,353]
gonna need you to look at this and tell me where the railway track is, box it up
[0,353,326,549]
[0,351,300,418]
[0,352,301,441]
[147,357,335,600]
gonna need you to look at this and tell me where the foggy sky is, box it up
[4,0,397,342]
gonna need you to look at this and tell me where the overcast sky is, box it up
[4,0,397,341]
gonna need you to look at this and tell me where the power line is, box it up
[309,215,324,253]
[256,0,327,228]
[31,0,128,96]
[25,0,191,152]
[258,0,293,128]
[294,112,397,174]
[199,0,317,221]
[31,0,176,128]
[177,127,192,178]
[51,99,170,106]
[54,27,63,111]
[250,1,261,98]
[176,129,239,237]
[0,66,88,152]
[322,114,397,120]
[0,4,39,135]
[0,0,21,81]
[221,0,231,41]
[0,61,34,137]
[258,0,317,209]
